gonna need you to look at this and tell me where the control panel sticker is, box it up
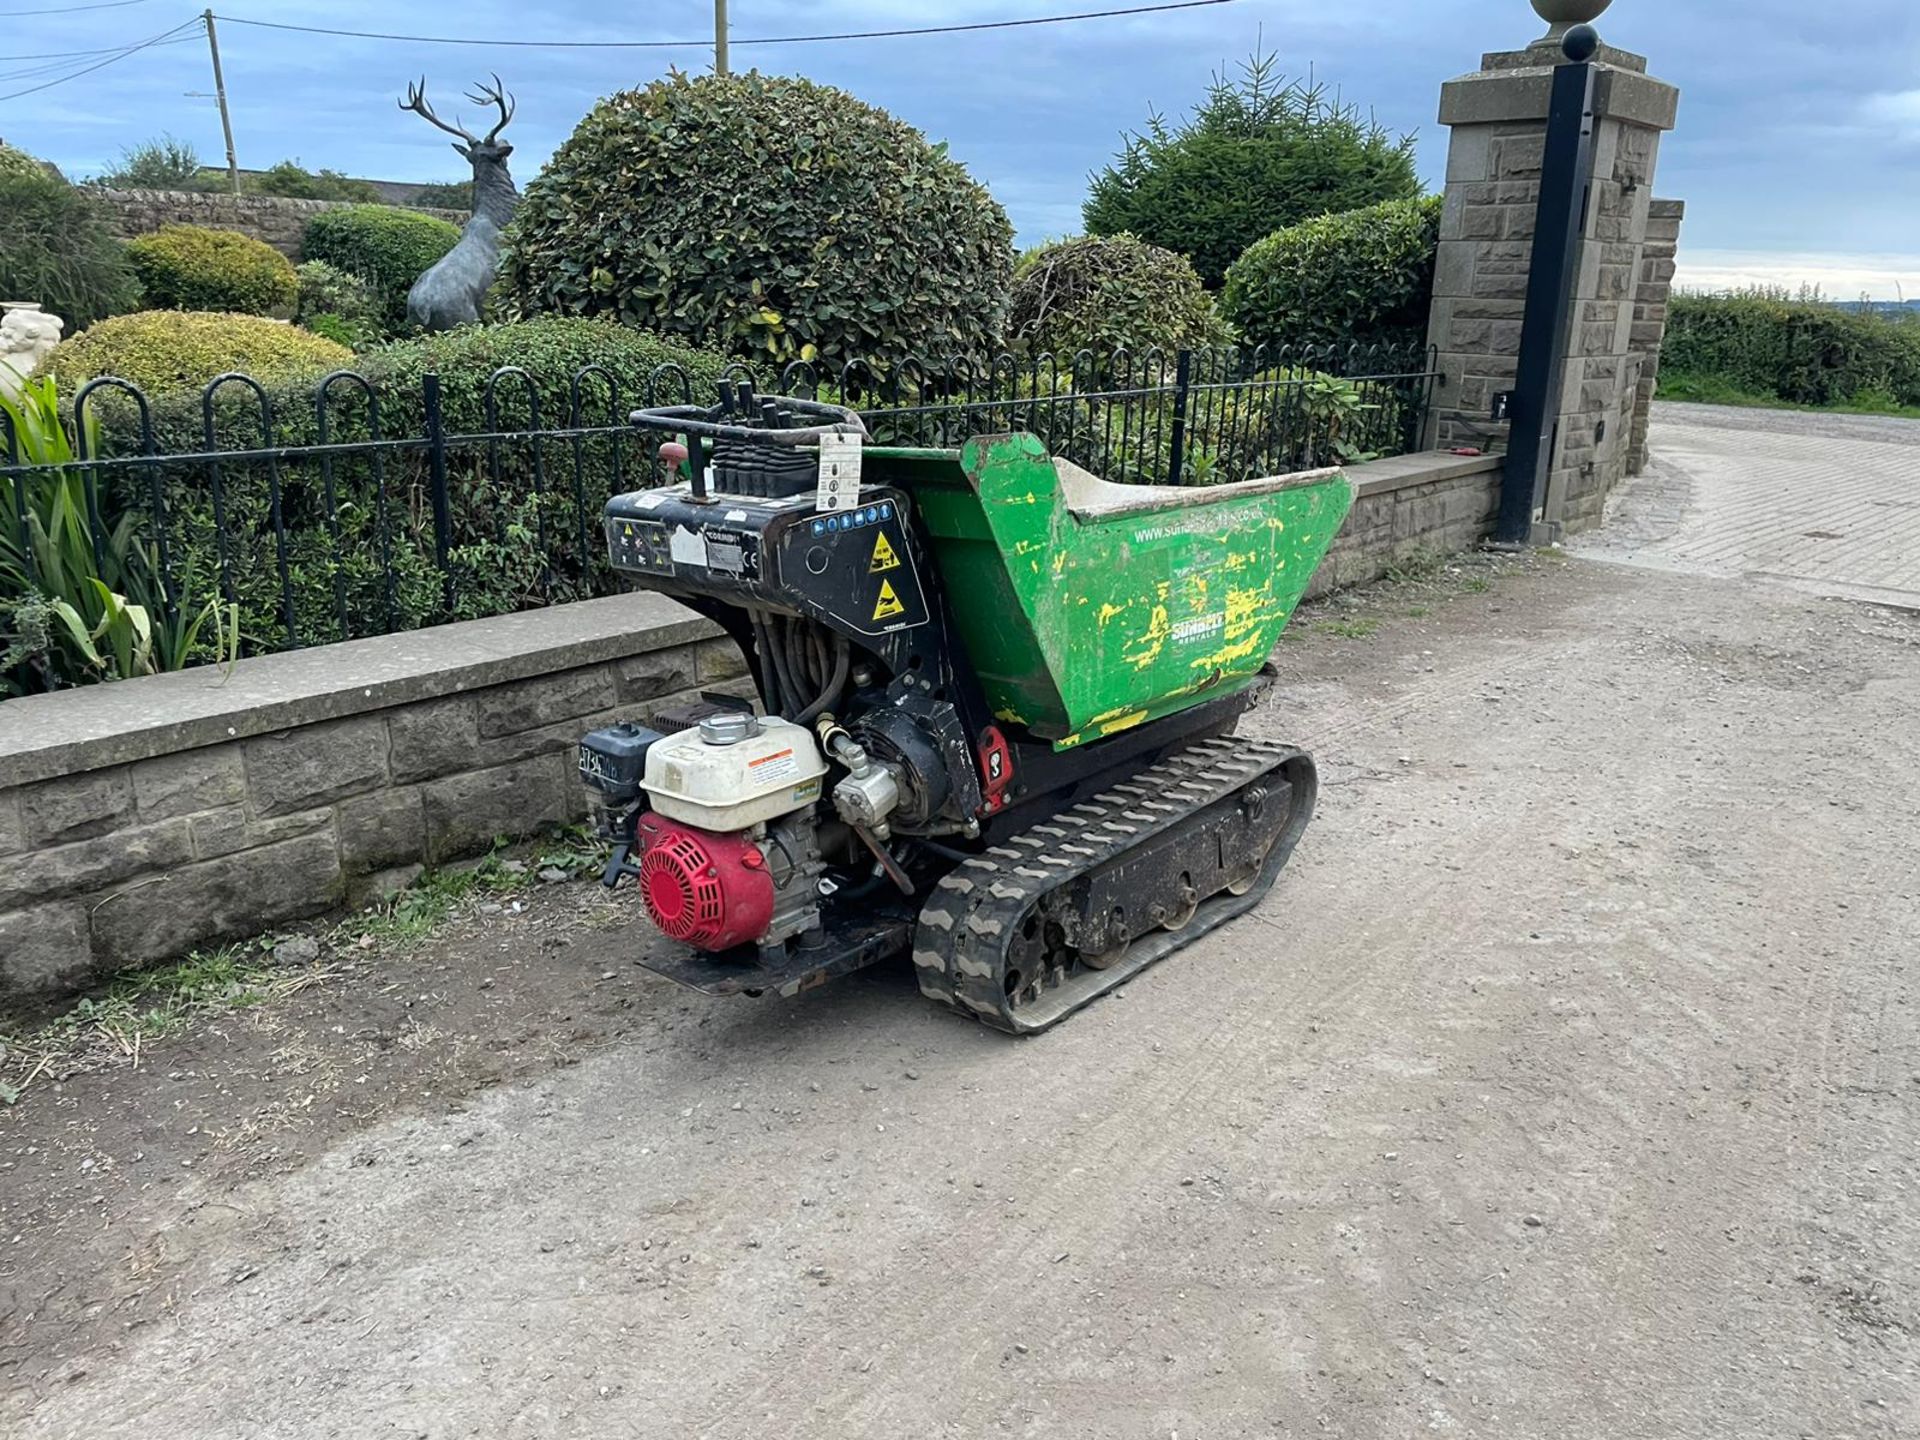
[817,432,862,512]
[668,525,708,567]
[869,531,901,573]
[872,579,906,622]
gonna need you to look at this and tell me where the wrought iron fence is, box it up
[2,343,1438,691]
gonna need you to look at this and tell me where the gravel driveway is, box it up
[3,439,1917,1438]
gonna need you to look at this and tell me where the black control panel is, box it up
[604,485,929,638]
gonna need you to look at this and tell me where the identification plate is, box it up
[817,432,862,513]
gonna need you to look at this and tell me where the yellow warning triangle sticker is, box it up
[872,579,905,621]
[869,531,901,573]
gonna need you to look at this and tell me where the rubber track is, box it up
[912,735,1315,1035]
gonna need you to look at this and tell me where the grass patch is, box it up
[1316,617,1382,640]
[1658,369,1920,420]
[0,945,322,1104]
[1402,605,1432,618]
[1461,578,1492,594]
[0,825,612,1104]
[1383,546,1448,586]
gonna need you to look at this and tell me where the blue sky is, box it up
[6,0,1920,297]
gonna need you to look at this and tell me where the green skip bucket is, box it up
[867,433,1353,748]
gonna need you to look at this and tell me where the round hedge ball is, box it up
[500,72,1015,368]
[126,225,298,317]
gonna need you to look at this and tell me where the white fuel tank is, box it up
[643,715,828,832]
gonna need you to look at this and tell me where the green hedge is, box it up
[37,310,353,395]
[1084,53,1421,288]
[302,205,461,329]
[1008,234,1231,359]
[126,225,299,316]
[501,71,1014,366]
[1660,292,1920,408]
[0,143,57,181]
[1222,195,1441,356]
[69,318,732,652]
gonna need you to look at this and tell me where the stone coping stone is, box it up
[1440,63,1678,130]
[0,591,716,788]
[1347,450,1503,499]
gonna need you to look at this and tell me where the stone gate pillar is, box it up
[1422,10,1681,537]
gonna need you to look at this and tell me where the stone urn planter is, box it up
[1531,0,1613,41]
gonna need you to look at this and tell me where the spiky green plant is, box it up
[2,376,238,694]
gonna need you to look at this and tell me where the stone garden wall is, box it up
[0,594,738,999]
[1627,199,1686,475]
[0,451,1499,1004]
[96,188,468,260]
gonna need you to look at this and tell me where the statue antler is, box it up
[464,74,516,146]
[400,77,481,147]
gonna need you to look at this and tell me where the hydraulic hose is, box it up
[795,634,850,726]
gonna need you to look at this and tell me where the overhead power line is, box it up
[0,0,155,14]
[213,0,1242,50]
[0,17,201,103]
[4,35,198,65]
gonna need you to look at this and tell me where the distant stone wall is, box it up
[1627,199,1686,475]
[96,188,468,261]
[0,450,1499,1004]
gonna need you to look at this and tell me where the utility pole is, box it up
[202,9,240,194]
[714,0,729,75]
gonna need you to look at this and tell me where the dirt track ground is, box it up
[4,426,1919,1436]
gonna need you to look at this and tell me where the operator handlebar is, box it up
[630,389,867,447]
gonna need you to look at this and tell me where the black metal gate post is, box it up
[422,372,456,614]
[1496,26,1601,544]
[1164,349,1193,486]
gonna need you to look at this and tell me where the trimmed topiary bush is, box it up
[1009,234,1231,359]
[302,205,461,328]
[126,225,299,316]
[0,168,140,329]
[501,71,1014,366]
[37,310,352,395]
[1222,195,1442,356]
[1085,52,1420,288]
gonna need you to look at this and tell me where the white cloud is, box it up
[1859,89,1920,134]
[1675,249,1920,302]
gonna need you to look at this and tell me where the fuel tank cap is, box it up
[697,711,762,746]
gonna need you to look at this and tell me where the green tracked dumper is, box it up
[576,390,1351,1033]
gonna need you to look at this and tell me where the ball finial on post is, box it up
[1562,23,1601,62]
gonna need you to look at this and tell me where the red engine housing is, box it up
[635,812,774,952]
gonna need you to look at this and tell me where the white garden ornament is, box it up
[0,302,64,404]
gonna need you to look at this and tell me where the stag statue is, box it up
[399,76,520,332]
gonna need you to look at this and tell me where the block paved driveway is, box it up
[1578,402,1920,608]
